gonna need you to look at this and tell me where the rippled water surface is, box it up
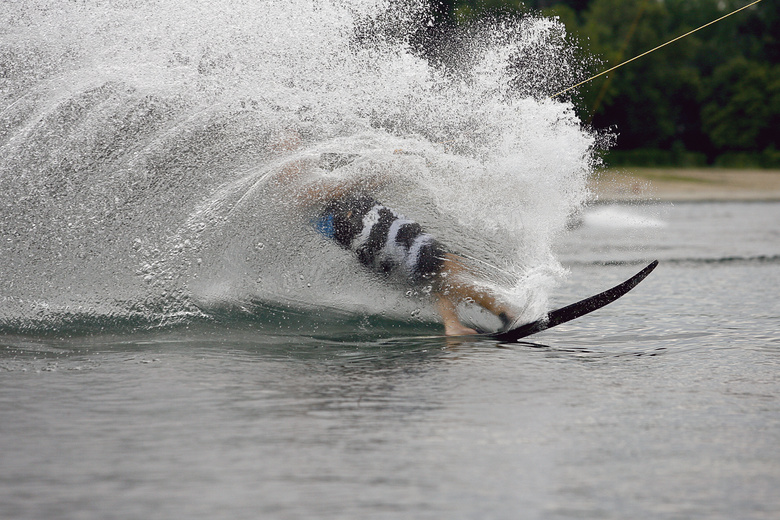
[2,201,779,520]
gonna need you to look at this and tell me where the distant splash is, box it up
[582,206,667,229]
[1,0,597,334]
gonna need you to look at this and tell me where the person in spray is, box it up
[270,135,515,336]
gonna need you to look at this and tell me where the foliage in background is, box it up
[427,0,779,167]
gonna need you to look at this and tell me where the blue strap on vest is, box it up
[312,212,335,239]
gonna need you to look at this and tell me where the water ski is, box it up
[482,260,659,342]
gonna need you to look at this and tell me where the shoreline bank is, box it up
[590,167,780,202]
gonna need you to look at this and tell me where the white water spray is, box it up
[1,0,597,332]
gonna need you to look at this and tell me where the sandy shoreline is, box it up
[590,167,780,202]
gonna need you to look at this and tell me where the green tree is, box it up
[426,0,779,164]
[578,0,695,149]
[702,57,780,152]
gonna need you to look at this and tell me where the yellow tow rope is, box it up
[550,0,765,99]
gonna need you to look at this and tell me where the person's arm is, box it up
[272,154,390,206]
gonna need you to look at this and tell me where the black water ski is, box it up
[487,260,658,342]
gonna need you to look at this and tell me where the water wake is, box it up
[1,0,597,334]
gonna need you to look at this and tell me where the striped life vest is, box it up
[315,195,445,284]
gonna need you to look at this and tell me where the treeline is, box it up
[428,0,779,168]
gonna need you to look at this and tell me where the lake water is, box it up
[2,200,778,520]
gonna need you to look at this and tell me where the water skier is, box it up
[272,147,515,336]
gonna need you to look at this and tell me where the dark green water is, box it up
[2,201,778,520]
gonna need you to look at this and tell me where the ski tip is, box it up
[645,259,659,273]
[486,259,660,342]
[622,260,659,292]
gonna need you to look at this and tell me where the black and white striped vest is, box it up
[320,195,445,284]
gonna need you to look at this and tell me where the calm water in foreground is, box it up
[2,201,779,520]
